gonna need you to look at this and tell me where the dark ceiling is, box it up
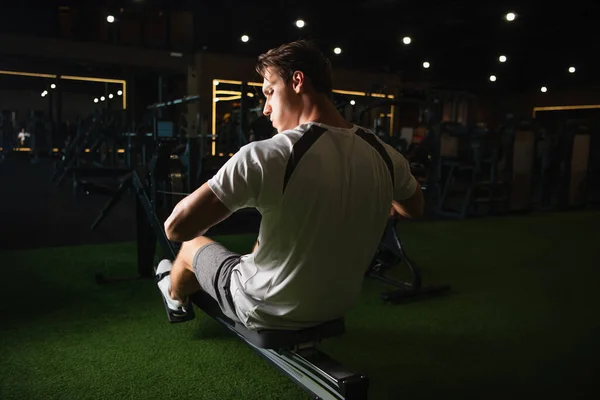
[204,0,599,93]
[1,0,598,94]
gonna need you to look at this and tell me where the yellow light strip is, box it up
[333,89,366,96]
[331,89,394,99]
[60,75,125,84]
[6,147,125,153]
[0,70,56,78]
[390,106,395,136]
[214,79,242,85]
[371,93,396,99]
[61,75,127,110]
[213,79,272,88]
[122,83,127,112]
[214,80,393,98]
[212,78,397,145]
[532,104,600,118]
[9,147,58,152]
[212,80,217,156]
[215,95,241,102]
[215,90,242,95]
[0,70,127,110]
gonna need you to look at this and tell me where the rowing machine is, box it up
[131,168,369,399]
[367,218,451,302]
[191,290,368,399]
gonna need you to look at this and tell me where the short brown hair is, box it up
[255,40,333,95]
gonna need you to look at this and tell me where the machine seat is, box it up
[191,291,345,350]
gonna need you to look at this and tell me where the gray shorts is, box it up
[192,242,241,322]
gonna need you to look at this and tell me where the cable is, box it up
[156,189,190,197]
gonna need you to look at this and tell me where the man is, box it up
[17,128,30,148]
[156,40,424,330]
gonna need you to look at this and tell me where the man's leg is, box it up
[170,236,215,302]
[155,235,215,323]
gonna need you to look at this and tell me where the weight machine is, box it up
[89,95,219,233]
[52,109,131,197]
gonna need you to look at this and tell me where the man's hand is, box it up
[391,185,425,219]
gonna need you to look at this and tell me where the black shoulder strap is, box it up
[282,125,327,193]
[354,129,395,188]
[282,125,394,194]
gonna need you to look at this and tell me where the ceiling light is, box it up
[569,66,576,73]
[334,47,342,55]
[489,75,497,82]
[402,36,411,45]
[109,94,114,99]
[541,86,547,93]
[499,55,507,63]
[117,90,123,95]
[241,35,249,42]
[94,98,99,103]
[50,83,56,89]
[423,61,430,69]
[100,96,106,101]
[296,19,305,28]
[350,100,356,106]
[107,15,115,23]
[505,12,516,21]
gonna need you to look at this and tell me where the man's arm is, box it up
[164,182,232,242]
[391,184,425,219]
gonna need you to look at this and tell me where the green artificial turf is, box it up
[1,211,599,399]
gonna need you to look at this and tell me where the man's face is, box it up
[262,67,301,133]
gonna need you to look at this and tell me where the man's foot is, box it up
[155,259,195,323]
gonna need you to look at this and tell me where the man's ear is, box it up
[291,71,305,93]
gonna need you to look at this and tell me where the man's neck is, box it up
[299,95,353,130]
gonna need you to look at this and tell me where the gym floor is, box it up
[1,153,599,399]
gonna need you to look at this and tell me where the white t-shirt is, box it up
[208,122,417,330]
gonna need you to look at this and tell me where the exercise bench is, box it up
[191,290,369,400]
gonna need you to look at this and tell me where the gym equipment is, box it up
[112,115,372,397]
[530,127,560,211]
[367,218,451,302]
[213,81,269,153]
[0,113,13,164]
[587,124,600,206]
[431,123,509,218]
[497,117,537,213]
[93,94,220,280]
[530,118,593,211]
[52,110,129,187]
[129,151,446,397]
[190,292,367,400]
[98,91,458,398]
[557,120,592,209]
[128,151,369,400]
